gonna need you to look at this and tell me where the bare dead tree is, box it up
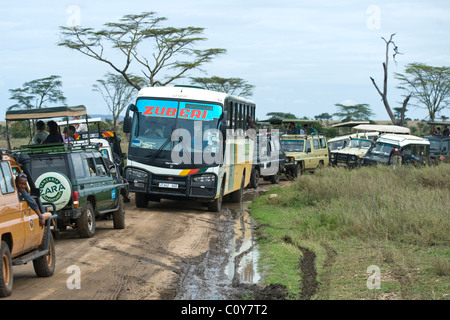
[370,33,411,125]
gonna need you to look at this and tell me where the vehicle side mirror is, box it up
[109,165,117,175]
[123,104,136,133]
[307,148,311,153]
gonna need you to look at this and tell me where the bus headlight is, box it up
[125,168,149,189]
[192,174,216,185]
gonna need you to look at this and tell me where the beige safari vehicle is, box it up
[281,132,329,177]
[0,151,57,297]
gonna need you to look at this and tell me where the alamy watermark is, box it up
[66,5,81,28]
[169,122,281,176]
[367,265,381,290]
[66,265,81,290]
[366,5,381,30]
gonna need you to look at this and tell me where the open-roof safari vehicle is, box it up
[278,119,329,177]
[328,123,410,167]
[5,106,129,238]
[361,134,430,166]
[1,149,57,297]
[424,122,450,165]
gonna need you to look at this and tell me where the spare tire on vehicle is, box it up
[35,172,72,211]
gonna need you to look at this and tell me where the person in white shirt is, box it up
[73,116,88,132]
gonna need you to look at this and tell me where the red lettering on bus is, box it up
[180,109,189,117]
[166,108,177,116]
[155,107,165,115]
[191,110,201,119]
[143,106,155,115]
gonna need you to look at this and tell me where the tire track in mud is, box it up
[283,236,338,300]
[89,207,200,300]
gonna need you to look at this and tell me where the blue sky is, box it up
[1,0,449,122]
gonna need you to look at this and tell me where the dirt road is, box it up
[5,180,291,300]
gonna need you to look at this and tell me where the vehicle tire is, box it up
[77,201,96,238]
[208,181,225,212]
[249,167,259,188]
[113,195,125,229]
[230,174,244,203]
[33,230,55,277]
[294,163,302,178]
[270,170,280,184]
[135,193,149,208]
[0,241,13,297]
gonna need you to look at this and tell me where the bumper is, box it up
[125,166,218,201]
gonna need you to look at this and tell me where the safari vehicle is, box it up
[1,150,57,297]
[425,122,450,164]
[280,128,329,177]
[56,117,126,175]
[329,137,373,167]
[361,134,430,166]
[249,130,285,188]
[5,106,130,238]
[329,124,410,167]
[425,134,450,164]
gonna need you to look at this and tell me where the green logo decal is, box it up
[39,176,66,202]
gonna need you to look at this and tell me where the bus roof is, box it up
[137,86,255,105]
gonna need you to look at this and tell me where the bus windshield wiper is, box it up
[148,137,171,163]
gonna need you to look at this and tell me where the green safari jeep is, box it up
[18,143,130,238]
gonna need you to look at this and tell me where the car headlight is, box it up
[285,157,295,163]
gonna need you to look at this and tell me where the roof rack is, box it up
[18,142,99,155]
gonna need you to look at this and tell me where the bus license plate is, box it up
[159,183,178,189]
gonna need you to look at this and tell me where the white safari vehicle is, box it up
[361,134,430,166]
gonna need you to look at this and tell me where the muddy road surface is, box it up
[5,180,291,300]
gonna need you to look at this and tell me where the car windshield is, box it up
[328,139,348,150]
[428,139,441,150]
[348,139,372,149]
[281,140,304,152]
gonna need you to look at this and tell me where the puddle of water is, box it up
[224,189,265,285]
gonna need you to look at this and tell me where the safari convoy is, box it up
[0,98,446,297]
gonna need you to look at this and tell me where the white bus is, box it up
[123,85,256,212]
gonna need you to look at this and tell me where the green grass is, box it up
[249,164,450,300]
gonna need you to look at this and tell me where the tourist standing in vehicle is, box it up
[443,126,449,137]
[73,116,88,132]
[16,174,45,228]
[31,120,49,145]
[44,120,63,144]
[62,125,76,142]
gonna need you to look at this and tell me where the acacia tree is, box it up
[93,73,144,130]
[395,63,450,123]
[333,103,374,121]
[370,33,411,126]
[59,12,226,90]
[265,112,297,120]
[8,75,66,111]
[189,76,255,98]
[8,75,67,136]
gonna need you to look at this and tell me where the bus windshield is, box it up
[129,98,223,165]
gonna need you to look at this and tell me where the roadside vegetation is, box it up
[249,164,450,300]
